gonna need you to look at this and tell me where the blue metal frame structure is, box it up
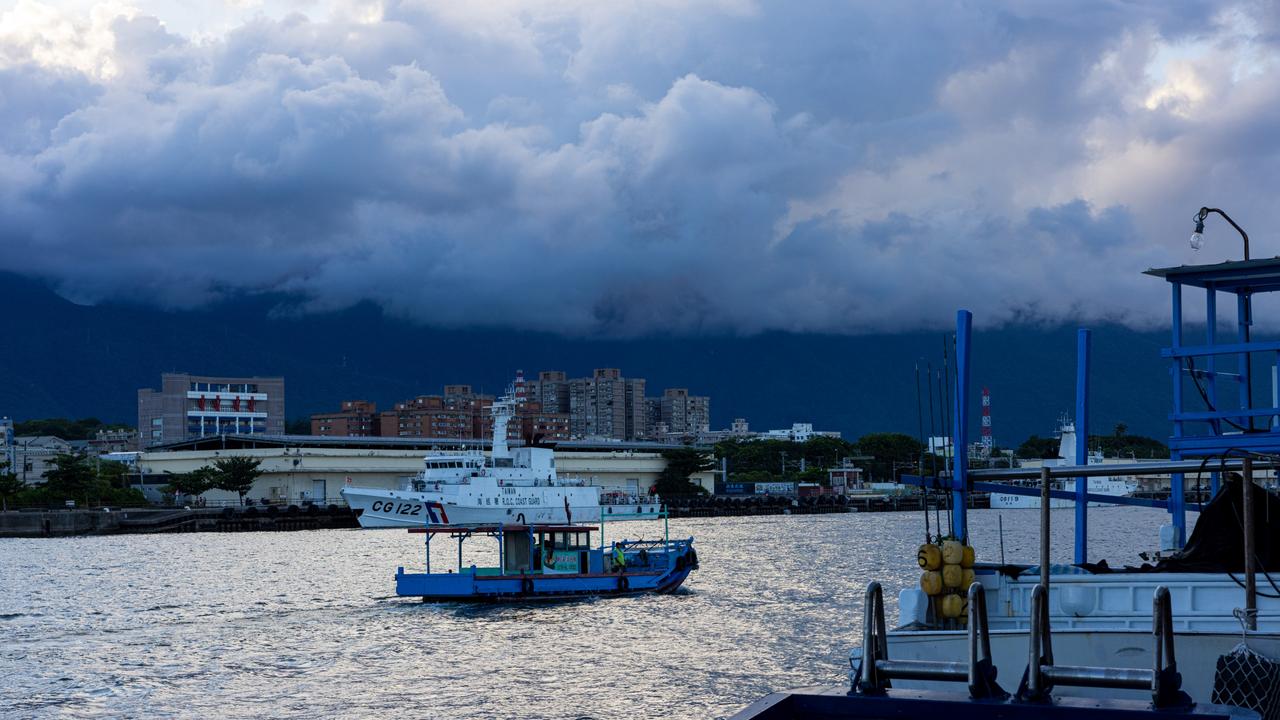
[1145,258,1280,548]
[899,260,1280,558]
[952,310,972,542]
[1074,329,1090,563]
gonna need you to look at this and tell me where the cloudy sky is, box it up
[2,0,1278,336]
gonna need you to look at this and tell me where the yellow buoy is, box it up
[941,539,963,565]
[940,593,964,618]
[920,571,943,595]
[917,544,942,570]
[961,545,976,568]
[942,564,963,588]
[962,569,976,589]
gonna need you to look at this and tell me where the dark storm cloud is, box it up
[0,0,1275,334]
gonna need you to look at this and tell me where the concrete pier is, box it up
[0,505,360,538]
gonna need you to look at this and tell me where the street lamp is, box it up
[1190,207,1250,260]
[1191,206,1255,433]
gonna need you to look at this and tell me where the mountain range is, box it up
[0,272,1177,447]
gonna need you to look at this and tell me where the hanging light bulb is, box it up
[1190,218,1205,251]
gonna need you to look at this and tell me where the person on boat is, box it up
[612,545,626,573]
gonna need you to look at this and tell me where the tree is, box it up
[14,417,133,441]
[796,467,829,486]
[1016,435,1060,460]
[654,448,713,499]
[855,432,925,482]
[212,457,264,504]
[164,466,218,501]
[286,418,311,435]
[43,452,100,502]
[1114,422,1129,438]
[0,461,23,511]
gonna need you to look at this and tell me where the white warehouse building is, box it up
[133,435,715,505]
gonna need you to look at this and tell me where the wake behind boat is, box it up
[341,372,661,527]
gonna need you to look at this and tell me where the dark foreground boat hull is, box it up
[730,687,1258,720]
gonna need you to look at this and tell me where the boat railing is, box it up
[616,538,690,568]
[600,493,657,505]
[854,581,1189,708]
[855,581,1006,700]
[1019,584,1189,707]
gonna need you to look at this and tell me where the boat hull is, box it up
[341,486,662,528]
[883,569,1280,704]
[886,627,1280,704]
[396,565,695,601]
[989,477,1137,509]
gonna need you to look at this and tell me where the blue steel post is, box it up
[1207,289,1220,497]
[1075,329,1091,564]
[952,310,972,542]
[1239,293,1251,417]
[1170,282,1186,548]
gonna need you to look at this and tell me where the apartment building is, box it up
[659,388,711,436]
[311,401,382,437]
[526,371,571,414]
[568,368,646,441]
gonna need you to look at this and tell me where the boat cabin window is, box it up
[426,460,469,470]
[540,530,590,550]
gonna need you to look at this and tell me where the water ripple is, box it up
[0,508,1188,719]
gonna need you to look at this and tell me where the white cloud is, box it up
[1,0,1278,336]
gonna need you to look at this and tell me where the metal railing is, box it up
[852,582,1191,709]
[1019,584,1188,707]
[855,582,1006,699]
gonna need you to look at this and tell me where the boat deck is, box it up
[730,686,1258,720]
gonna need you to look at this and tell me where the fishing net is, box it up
[1212,642,1280,720]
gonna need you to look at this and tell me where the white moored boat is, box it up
[341,373,662,528]
[885,554,1280,704]
[989,417,1137,509]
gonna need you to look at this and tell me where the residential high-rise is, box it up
[568,368,646,441]
[644,397,665,437]
[138,373,285,447]
[527,371,570,414]
[659,388,711,436]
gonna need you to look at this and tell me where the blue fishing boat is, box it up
[394,512,697,601]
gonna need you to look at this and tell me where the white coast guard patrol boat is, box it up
[989,417,1137,509]
[341,374,661,528]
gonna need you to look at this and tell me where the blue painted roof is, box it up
[1145,257,1280,293]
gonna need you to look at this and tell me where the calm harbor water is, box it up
[1,507,1193,719]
